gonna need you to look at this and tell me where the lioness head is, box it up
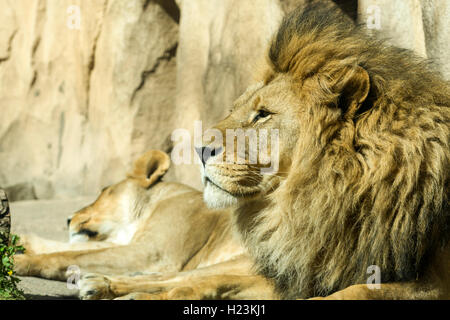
[198,3,449,298]
[68,150,170,244]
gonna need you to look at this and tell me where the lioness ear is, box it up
[331,65,370,118]
[127,150,171,188]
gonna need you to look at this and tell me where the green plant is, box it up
[0,234,25,300]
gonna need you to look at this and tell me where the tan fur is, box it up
[200,3,449,299]
[14,150,278,300]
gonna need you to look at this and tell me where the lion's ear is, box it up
[127,150,171,189]
[331,65,370,118]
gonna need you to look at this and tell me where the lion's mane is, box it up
[238,3,450,299]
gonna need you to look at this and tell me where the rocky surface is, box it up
[0,0,180,200]
[358,0,450,80]
[0,0,449,201]
[0,190,10,243]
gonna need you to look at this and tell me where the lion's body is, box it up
[200,3,450,299]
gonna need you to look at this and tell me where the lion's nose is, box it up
[195,146,223,166]
[67,218,72,226]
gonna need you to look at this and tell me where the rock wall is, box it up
[358,0,450,79]
[0,0,179,200]
[0,0,448,200]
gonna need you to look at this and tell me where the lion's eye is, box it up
[252,109,272,123]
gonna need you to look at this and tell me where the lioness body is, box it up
[15,151,277,299]
[17,184,240,277]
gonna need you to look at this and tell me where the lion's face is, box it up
[200,52,372,210]
[200,75,306,208]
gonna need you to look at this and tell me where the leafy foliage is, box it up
[0,234,25,300]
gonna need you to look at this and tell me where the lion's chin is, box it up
[203,182,238,209]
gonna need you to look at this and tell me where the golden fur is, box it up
[201,3,450,299]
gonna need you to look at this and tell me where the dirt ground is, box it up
[10,196,96,300]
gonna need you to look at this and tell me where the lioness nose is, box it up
[67,218,72,226]
[195,146,222,166]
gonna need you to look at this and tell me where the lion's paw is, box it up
[13,254,34,276]
[15,234,37,255]
[78,273,114,300]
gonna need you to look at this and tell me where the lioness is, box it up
[75,3,449,300]
[14,150,276,300]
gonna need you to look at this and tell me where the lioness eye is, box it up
[253,109,272,123]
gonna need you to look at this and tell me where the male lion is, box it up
[81,3,450,300]
[198,3,450,299]
[14,150,275,300]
